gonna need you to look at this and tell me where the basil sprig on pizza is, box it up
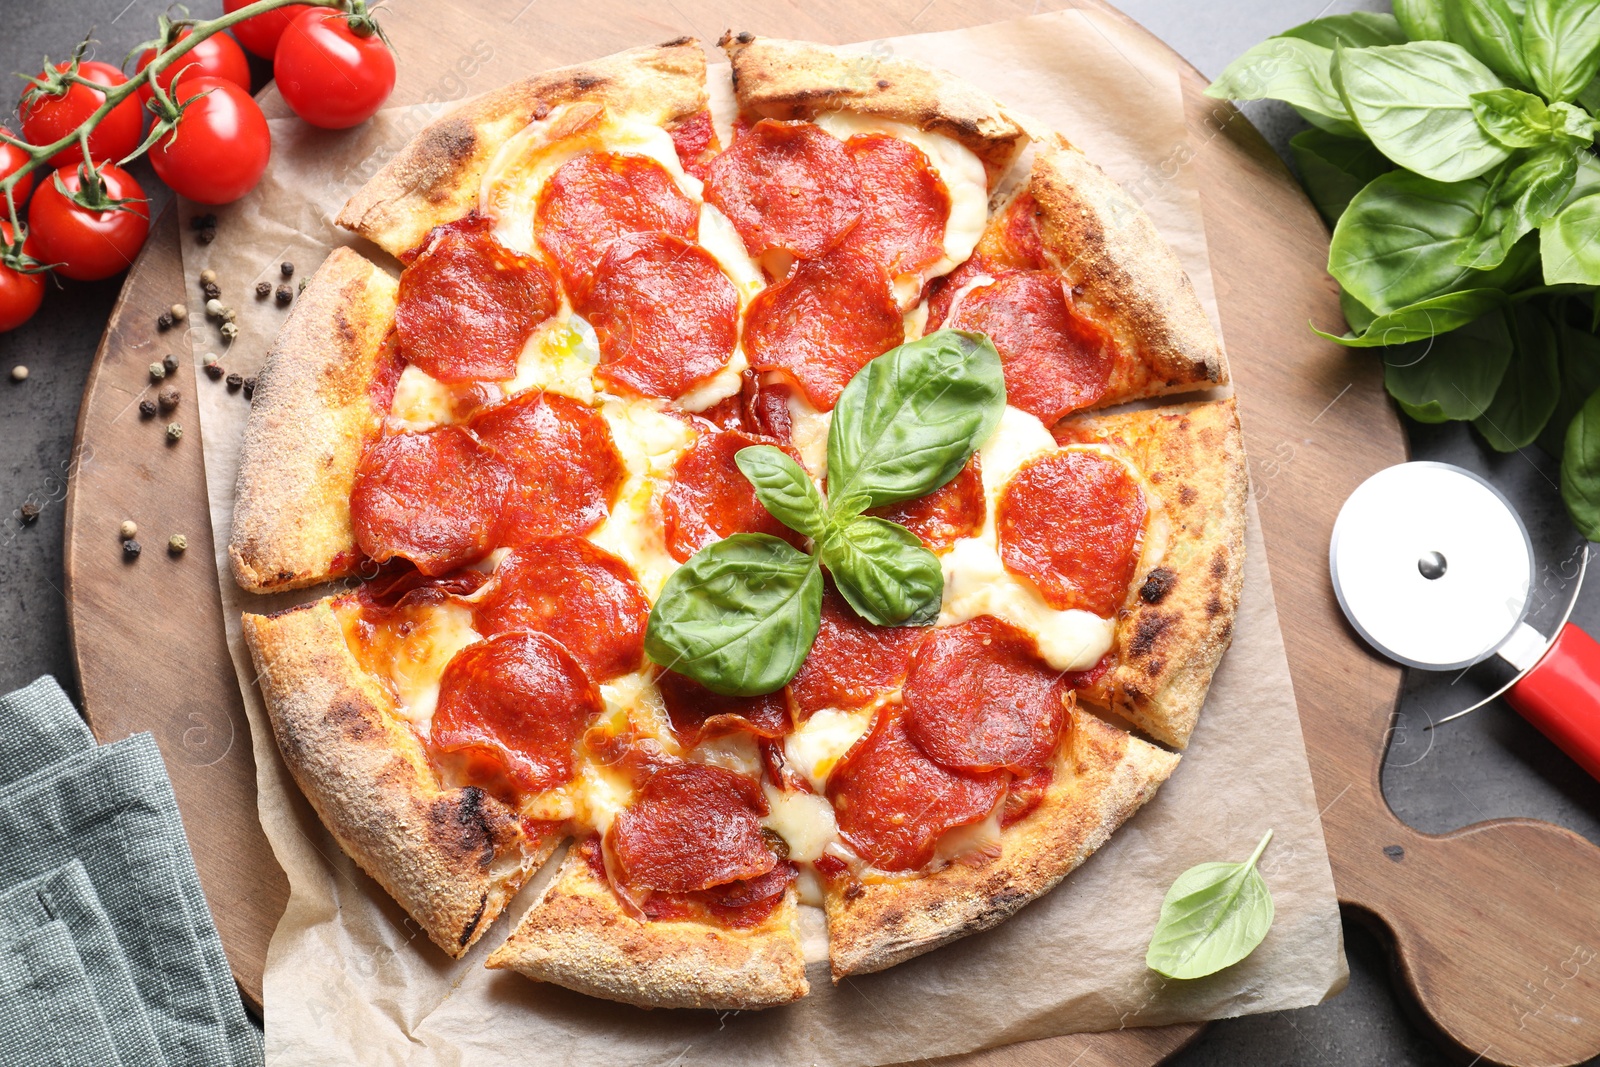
[647,329,1005,695]
[230,33,1247,1012]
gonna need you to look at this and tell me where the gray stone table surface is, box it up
[1,2,1595,1064]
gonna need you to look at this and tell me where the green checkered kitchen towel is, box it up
[0,917,126,1067]
[0,676,263,1067]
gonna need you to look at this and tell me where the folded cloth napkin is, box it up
[0,676,263,1067]
[0,918,126,1067]
[0,860,164,1066]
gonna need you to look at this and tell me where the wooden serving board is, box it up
[59,2,1600,1065]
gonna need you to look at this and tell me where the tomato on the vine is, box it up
[0,222,45,333]
[27,163,150,281]
[19,61,145,168]
[135,27,252,104]
[149,77,271,205]
[224,0,313,60]
[0,129,35,205]
[275,10,395,129]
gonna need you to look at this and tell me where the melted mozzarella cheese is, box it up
[785,389,832,476]
[676,349,748,413]
[601,670,676,749]
[588,398,697,599]
[784,707,875,792]
[567,759,636,833]
[504,317,600,404]
[811,111,989,301]
[387,366,463,431]
[691,733,764,778]
[338,600,481,734]
[698,203,765,304]
[762,785,839,863]
[932,805,1004,866]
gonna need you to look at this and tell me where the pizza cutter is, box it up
[1329,461,1600,781]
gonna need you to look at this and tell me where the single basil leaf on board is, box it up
[1470,88,1562,148]
[1314,288,1507,347]
[826,329,1005,516]
[1443,0,1533,89]
[1278,12,1406,49]
[1456,145,1580,269]
[1562,386,1600,541]
[734,445,828,540]
[1540,314,1600,455]
[818,515,944,627]
[1288,128,1395,226]
[1541,192,1600,285]
[1205,37,1360,137]
[1145,830,1276,981]
[1475,303,1561,450]
[1334,42,1512,183]
[1384,309,1514,422]
[1579,75,1600,115]
[1339,287,1378,335]
[1524,0,1600,103]
[643,534,823,696]
[1393,0,1450,43]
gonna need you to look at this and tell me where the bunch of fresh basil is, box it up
[1208,1,1600,536]
[644,330,1006,696]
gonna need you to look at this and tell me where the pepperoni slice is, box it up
[580,232,739,401]
[945,270,1116,425]
[840,133,949,280]
[1065,652,1114,692]
[996,192,1046,270]
[660,428,805,562]
[468,390,623,544]
[787,589,927,719]
[1001,764,1055,828]
[866,454,985,552]
[827,706,1004,872]
[668,110,717,182]
[741,375,796,443]
[997,449,1147,616]
[743,246,904,410]
[394,220,560,383]
[658,671,790,748]
[925,252,992,329]
[475,538,649,682]
[350,426,507,575]
[608,761,777,892]
[533,150,698,298]
[703,119,862,260]
[902,616,1069,774]
[431,631,603,793]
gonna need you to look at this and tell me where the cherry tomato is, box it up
[0,222,46,332]
[28,163,150,281]
[275,10,396,129]
[135,27,252,104]
[0,129,35,205]
[224,0,313,60]
[19,61,145,168]
[149,77,271,205]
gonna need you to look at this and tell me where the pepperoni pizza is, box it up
[233,35,1247,1010]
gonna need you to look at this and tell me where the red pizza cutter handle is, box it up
[1507,621,1600,780]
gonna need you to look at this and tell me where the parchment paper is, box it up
[181,9,1346,1065]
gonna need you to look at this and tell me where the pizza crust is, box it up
[824,707,1178,979]
[487,845,810,1010]
[719,33,1027,182]
[229,246,395,594]
[338,38,709,259]
[1060,397,1249,748]
[1030,138,1228,402]
[243,597,554,957]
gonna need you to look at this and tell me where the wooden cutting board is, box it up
[59,2,1600,1065]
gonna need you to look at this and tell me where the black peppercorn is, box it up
[157,311,174,331]
[226,372,243,391]
[201,280,221,301]
[139,398,157,418]
[275,284,293,305]
[255,281,272,298]
[190,213,217,231]
[158,386,179,412]
[243,376,256,399]
[19,502,40,525]
[161,353,179,374]
[280,261,295,278]
[197,227,216,245]
[205,364,225,381]
[123,539,142,559]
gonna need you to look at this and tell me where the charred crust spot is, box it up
[572,74,604,91]
[882,907,904,928]
[844,881,865,901]
[659,35,694,47]
[458,891,489,947]
[326,695,376,741]
[1178,485,1199,506]
[532,101,550,120]
[1129,613,1172,659]
[431,786,497,867]
[1139,567,1177,605]
[1144,658,1165,678]
[987,887,1029,913]
[737,31,754,43]
[1206,594,1223,618]
[876,79,890,89]
[1210,552,1229,580]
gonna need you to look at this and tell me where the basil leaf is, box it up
[643,534,822,696]
[1393,0,1450,43]
[1206,37,1360,137]
[1579,75,1600,115]
[1540,313,1600,455]
[819,515,944,627]
[734,445,827,540]
[1314,288,1507,347]
[1443,0,1532,89]
[1524,0,1600,102]
[1384,309,1514,422]
[1562,386,1600,540]
[1279,12,1406,50]
[1475,303,1561,450]
[1340,287,1378,335]
[1472,88,1564,148]
[826,329,1005,515]
[1541,192,1600,285]
[1289,129,1394,226]
[1335,42,1512,182]
[1145,830,1276,981]
[1457,145,1580,269]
